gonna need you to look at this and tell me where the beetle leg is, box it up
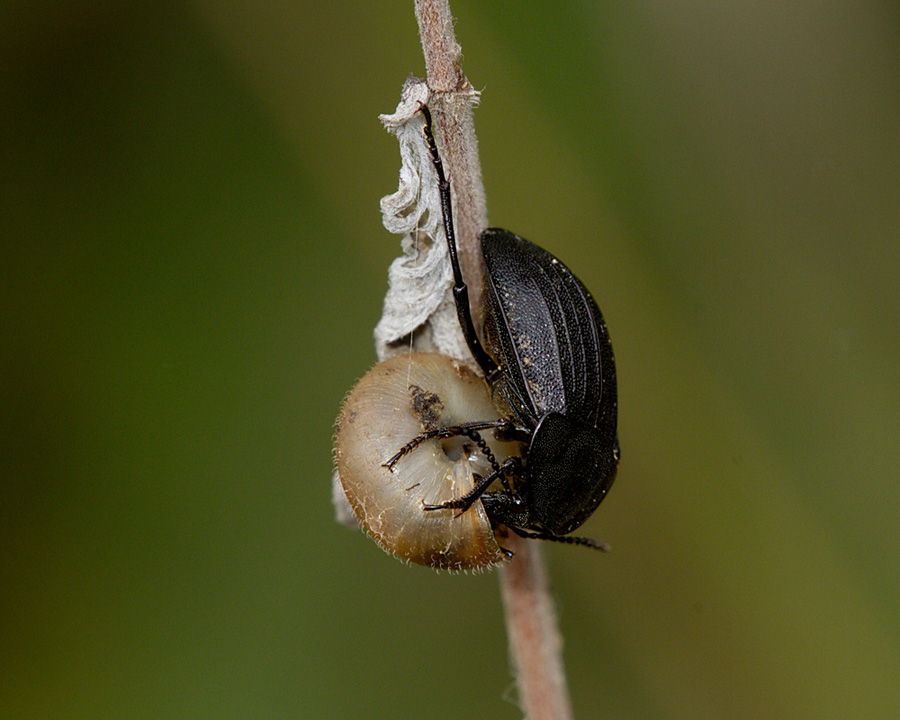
[383,419,510,471]
[424,456,521,515]
[418,103,500,381]
[491,418,531,444]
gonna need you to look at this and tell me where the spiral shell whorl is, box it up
[335,353,516,571]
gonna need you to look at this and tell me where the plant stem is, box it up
[499,535,574,720]
[414,2,574,719]
[414,0,487,306]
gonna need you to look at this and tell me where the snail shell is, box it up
[335,353,520,571]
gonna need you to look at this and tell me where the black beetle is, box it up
[386,104,619,550]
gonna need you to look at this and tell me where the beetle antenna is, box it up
[507,526,611,552]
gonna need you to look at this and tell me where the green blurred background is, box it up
[2,1,899,718]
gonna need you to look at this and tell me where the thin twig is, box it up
[414,0,487,308]
[499,535,574,720]
[414,2,574,719]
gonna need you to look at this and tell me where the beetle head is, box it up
[524,412,618,536]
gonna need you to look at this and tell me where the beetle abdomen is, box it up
[481,229,615,430]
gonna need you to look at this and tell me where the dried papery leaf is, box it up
[374,76,478,363]
[331,468,358,529]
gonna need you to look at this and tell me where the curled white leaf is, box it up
[374,77,471,363]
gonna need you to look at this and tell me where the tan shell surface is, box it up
[335,353,519,571]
